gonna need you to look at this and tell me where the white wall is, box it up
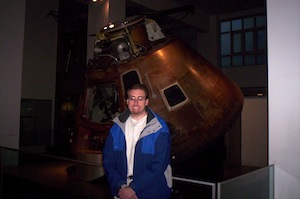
[0,1,26,149]
[242,97,268,167]
[0,0,58,149]
[22,0,58,130]
[223,65,268,88]
[268,0,300,198]
[87,0,125,62]
[87,0,109,62]
[197,15,218,66]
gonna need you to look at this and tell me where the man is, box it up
[103,84,172,199]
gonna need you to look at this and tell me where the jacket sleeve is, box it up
[103,125,127,196]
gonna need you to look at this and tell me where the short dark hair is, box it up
[126,84,149,99]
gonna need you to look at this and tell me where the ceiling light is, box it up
[109,23,115,29]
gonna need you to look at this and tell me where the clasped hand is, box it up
[118,186,138,199]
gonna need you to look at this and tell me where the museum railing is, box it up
[217,164,274,199]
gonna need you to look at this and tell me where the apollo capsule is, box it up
[74,15,244,163]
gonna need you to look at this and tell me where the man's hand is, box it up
[118,186,138,199]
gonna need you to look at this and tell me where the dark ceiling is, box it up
[127,0,266,15]
[171,0,265,15]
[74,0,265,15]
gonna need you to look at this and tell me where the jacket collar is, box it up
[117,107,155,123]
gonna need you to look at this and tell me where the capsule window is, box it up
[122,70,141,94]
[162,83,188,111]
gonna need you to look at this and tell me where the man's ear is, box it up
[145,99,149,106]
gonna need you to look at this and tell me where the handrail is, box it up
[0,146,103,167]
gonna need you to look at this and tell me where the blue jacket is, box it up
[103,107,172,199]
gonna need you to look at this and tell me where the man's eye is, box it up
[128,96,145,101]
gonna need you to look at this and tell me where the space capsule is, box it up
[74,15,243,163]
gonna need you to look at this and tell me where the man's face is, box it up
[126,89,149,118]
